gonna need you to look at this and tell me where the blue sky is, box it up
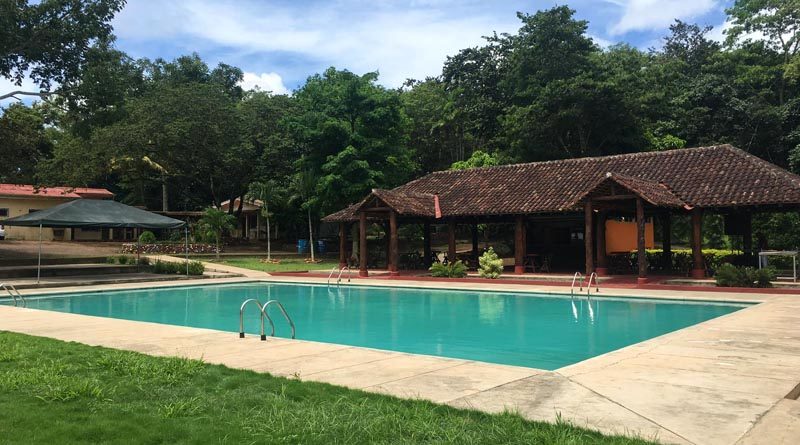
[1,1,734,101]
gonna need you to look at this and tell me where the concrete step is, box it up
[0,263,138,279]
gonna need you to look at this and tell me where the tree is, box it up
[450,150,500,170]
[198,207,236,260]
[0,102,53,182]
[726,0,800,104]
[290,170,319,262]
[0,0,126,100]
[247,180,284,261]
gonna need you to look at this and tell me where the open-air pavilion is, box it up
[1,199,187,282]
[323,145,800,282]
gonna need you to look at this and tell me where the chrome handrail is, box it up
[239,298,266,341]
[262,300,296,339]
[1,283,25,308]
[586,272,600,298]
[570,272,583,299]
[336,266,351,286]
[327,266,339,285]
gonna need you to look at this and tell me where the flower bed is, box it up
[121,243,219,254]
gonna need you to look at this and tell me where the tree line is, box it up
[1,0,800,246]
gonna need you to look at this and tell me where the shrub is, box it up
[430,260,468,278]
[116,255,131,265]
[715,263,775,288]
[187,261,205,276]
[138,256,150,266]
[138,230,157,244]
[478,248,503,279]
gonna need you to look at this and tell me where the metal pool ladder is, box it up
[570,272,584,299]
[336,266,351,286]
[1,283,25,307]
[238,298,296,340]
[327,266,339,285]
[586,272,600,301]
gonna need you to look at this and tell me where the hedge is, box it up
[121,243,218,255]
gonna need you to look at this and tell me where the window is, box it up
[0,208,8,217]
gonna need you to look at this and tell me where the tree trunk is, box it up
[266,206,271,261]
[308,209,315,262]
[161,172,169,212]
[216,232,221,260]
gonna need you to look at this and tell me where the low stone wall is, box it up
[121,243,219,254]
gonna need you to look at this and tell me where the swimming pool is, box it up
[8,283,747,370]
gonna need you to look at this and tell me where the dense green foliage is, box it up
[478,247,504,279]
[0,332,653,444]
[715,263,776,287]
[430,260,468,278]
[2,2,800,246]
[137,230,156,244]
[151,260,203,275]
[197,208,236,259]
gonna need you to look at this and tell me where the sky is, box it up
[2,0,734,103]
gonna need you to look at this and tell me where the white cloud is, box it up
[606,0,719,35]
[240,72,290,95]
[112,0,522,87]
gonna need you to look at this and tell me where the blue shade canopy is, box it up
[1,199,186,229]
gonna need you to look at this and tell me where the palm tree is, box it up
[247,180,283,262]
[290,170,319,262]
[198,207,237,260]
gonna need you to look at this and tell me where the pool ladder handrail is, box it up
[239,298,267,340]
[261,300,296,339]
[1,283,25,307]
[327,266,339,285]
[570,272,584,299]
[586,272,600,300]
[336,266,351,286]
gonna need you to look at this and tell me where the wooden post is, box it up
[389,211,399,276]
[636,198,647,284]
[691,208,704,278]
[595,211,608,276]
[447,221,457,263]
[514,216,525,274]
[338,223,347,268]
[471,223,479,268]
[584,201,594,276]
[742,212,753,266]
[359,212,368,277]
[423,222,432,268]
[662,213,672,272]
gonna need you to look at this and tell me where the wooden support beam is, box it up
[596,211,608,276]
[389,211,399,276]
[423,222,432,268]
[359,212,368,277]
[514,216,525,274]
[691,208,704,278]
[584,201,594,276]
[591,194,637,201]
[471,223,479,268]
[636,198,647,283]
[448,221,457,263]
[338,223,347,268]
[662,213,672,271]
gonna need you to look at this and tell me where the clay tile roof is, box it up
[364,189,437,217]
[0,184,114,199]
[323,145,800,222]
[565,172,688,209]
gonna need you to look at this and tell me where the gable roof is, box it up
[360,189,438,218]
[0,184,114,200]
[323,145,800,222]
[565,172,688,209]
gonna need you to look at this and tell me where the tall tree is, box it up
[0,0,126,100]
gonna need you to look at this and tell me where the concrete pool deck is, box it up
[1,275,799,444]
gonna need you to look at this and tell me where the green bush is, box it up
[187,261,205,276]
[478,247,503,279]
[116,255,131,265]
[152,260,204,276]
[430,260,467,278]
[138,256,150,266]
[715,263,775,288]
[138,230,157,244]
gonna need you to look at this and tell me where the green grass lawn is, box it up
[0,332,655,444]
[207,257,340,272]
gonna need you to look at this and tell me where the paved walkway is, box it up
[1,277,799,444]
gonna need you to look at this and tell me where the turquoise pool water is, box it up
[9,283,746,370]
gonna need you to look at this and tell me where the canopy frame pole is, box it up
[185,225,189,277]
[37,223,42,284]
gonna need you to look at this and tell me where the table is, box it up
[758,250,798,282]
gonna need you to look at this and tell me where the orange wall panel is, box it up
[605,220,654,254]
